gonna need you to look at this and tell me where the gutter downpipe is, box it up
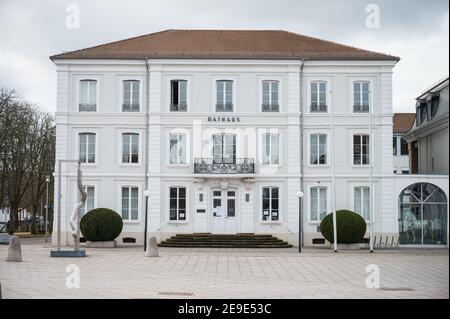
[299,59,305,249]
[144,57,150,247]
[369,85,374,253]
[331,74,338,252]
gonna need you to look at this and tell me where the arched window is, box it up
[399,183,447,245]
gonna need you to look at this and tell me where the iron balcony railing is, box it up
[194,158,255,174]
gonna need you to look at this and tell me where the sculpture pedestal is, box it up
[50,250,86,257]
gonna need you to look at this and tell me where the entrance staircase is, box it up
[158,233,293,248]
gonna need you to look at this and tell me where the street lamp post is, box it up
[143,190,151,251]
[297,190,305,253]
[45,175,50,243]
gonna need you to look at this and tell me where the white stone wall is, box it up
[52,58,409,247]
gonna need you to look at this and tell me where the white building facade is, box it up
[51,30,448,247]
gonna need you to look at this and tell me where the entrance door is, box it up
[211,190,237,234]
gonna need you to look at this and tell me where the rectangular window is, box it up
[262,80,279,112]
[393,136,398,156]
[216,80,233,112]
[213,134,236,164]
[169,187,186,221]
[353,134,370,165]
[169,134,187,164]
[262,187,279,221]
[262,133,279,165]
[310,82,327,112]
[310,187,327,221]
[170,80,187,111]
[79,186,95,216]
[122,133,139,163]
[121,186,138,221]
[310,134,327,165]
[79,80,97,111]
[122,80,140,112]
[79,133,96,163]
[354,186,370,220]
[353,82,370,113]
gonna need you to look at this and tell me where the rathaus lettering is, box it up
[207,116,240,123]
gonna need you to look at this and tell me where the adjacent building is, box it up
[50,30,448,247]
[404,77,449,175]
[393,113,415,174]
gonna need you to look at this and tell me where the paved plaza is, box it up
[0,238,448,299]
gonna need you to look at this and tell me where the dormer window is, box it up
[430,95,440,119]
[417,101,428,125]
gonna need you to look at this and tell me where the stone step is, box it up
[164,238,285,243]
[159,233,292,248]
[164,241,286,246]
[159,243,293,248]
[172,234,273,238]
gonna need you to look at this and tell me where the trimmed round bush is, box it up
[80,208,123,242]
[320,210,367,244]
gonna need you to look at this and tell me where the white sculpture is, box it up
[69,162,86,251]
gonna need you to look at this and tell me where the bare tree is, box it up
[0,88,55,234]
[28,111,55,234]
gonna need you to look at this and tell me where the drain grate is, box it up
[157,291,195,296]
[379,287,415,292]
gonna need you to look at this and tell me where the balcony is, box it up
[194,158,255,174]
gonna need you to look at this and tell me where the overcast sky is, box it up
[0,0,448,113]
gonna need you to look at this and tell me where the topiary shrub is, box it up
[80,208,123,242]
[320,210,367,244]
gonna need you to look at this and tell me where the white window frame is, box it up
[168,79,189,112]
[76,77,100,112]
[261,132,280,165]
[351,80,372,113]
[308,186,328,223]
[258,129,282,168]
[212,133,237,164]
[169,132,188,165]
[212,77,236,113]
[121,79,141,112]
[309,81,328,113]
[77,132,98,165]
[261,80,280,112]
[308,133,328,166]
[353,186,371,221]
[121,132,140,165]
[260,186,282,224]
[352,133,370,166]
[393,135,399,156]
[307,79,331,114]
[167,184,189,224]
[120,185,140,222]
